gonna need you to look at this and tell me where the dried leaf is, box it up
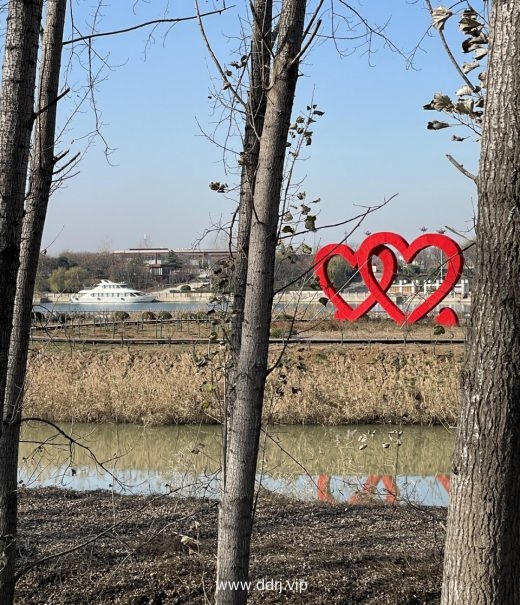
[427,120,451,130]
[424,93,454,112]
[455,84,474,96]
[433,92,455,111]
[318,297,329,306]
[462,33,488,53]
[462,60,480,74]
[459,9,484,36]
[474,48,488,60]
[431,6,453,31]
[304,215,317,231]
[455,99,474,115]
[452,135,466,142]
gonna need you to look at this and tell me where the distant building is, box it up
[388,279,470,297]
[112,247,231,281]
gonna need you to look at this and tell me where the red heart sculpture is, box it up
[357,232,463,324]
[314,243,397,321]
[435,307,460,327]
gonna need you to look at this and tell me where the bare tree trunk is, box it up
[0,2,43,603]
[0,3,66,604]
[441,2,520,602]
[224,0,271,485]
[229,0,272,352]
[0,0,42,424]
[216,2,306,603]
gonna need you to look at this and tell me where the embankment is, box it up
[25,343,461,425]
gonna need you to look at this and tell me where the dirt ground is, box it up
[15,488,446,604]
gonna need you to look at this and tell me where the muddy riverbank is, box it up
[15,488,446,604]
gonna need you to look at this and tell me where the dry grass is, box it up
[24,342,462,426]
[31,313,467,342]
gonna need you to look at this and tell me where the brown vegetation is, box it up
[24,342,462,425]
[30,313,467,343]
[15,488,445,605]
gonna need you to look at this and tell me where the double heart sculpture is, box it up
[314,232,464,326]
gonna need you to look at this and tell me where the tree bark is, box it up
[216,2,306,604]
[0,2,43,603]
[229,0,272,354]
[224,0,272,487]
[0,3,66,604]
[0,0,42,426]
[441,2,520,603]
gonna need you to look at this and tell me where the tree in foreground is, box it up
[215,2,307,603]
[212,1,402,602]
[0,4,227,603]
[441,1,520,602]
[0,2,43,601]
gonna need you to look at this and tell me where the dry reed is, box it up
[24,343,462,426]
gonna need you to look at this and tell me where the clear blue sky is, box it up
[41,0,479,254]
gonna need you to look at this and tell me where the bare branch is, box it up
[52,151,81,175]
[290,18,322,66]
[273,193,398,296]
[446,153,477,181]
[20,418,126,488]
[33,87,70,120]
[195,0,247,111]
[62,8,233,46]
[424,0,478,93]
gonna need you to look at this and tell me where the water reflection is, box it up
[19,422,454,506]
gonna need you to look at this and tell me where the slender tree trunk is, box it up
[229,0,272,353]
[0,2,42,603]
[441,2,520,602]
[0,0,42,425]
[224,0,271,485]
[0,3,66,604]
[216,2,306,603]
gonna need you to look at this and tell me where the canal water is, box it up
[33,301,215,314]
[19,423,454,506]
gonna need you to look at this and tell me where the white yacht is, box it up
[69,280,157,304]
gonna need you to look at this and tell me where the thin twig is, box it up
[424,0,478,93]
[33,87,70,119]
[53,151,81,174]
[63,8,232,46]
[194,0,247,111]
[21,417,125,488]
[15,485,211,581]
[446,154,477,181]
